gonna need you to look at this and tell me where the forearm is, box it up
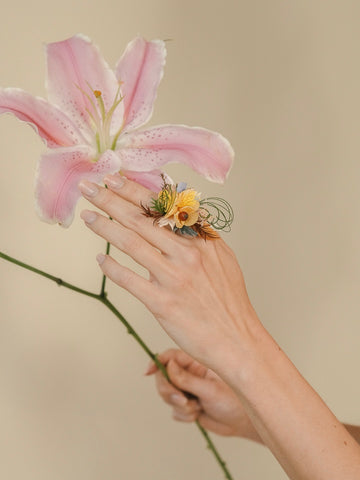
[236,423,360,448]
[215,317,360,480]
[79,179,359,478]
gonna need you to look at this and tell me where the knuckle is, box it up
[120,232,142,253]
[169,251,203,290]
[171,371,187,390]
[114,268,133,288]
[125,210,144,230]
[183,247,201,267]
[97,188,114,210]
[154,291,176,317]
[164,348,178,357]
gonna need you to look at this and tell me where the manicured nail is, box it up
[104,173,125,190]
[80,210,97,224]
[78,180,99,197]
[96,253,106,265]
[144,361,156,375]
[170,393,188,407]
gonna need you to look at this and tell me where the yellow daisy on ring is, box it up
[165,189,200,227]
[141,176,233,239]
[173,206,199,228]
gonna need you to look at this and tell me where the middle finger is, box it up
[79,180,181,256]
[80,210,173,282]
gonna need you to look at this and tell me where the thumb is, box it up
[167,359,215,400]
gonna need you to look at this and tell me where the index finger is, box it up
[78,179,180,255]
[103,173,155,206]
[146,349,208,378]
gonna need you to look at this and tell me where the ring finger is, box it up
[80,209,173,283]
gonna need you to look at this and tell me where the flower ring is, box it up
[141,176,234,239]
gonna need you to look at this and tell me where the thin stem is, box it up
[196,422,233,479]
[0,252,99,300]
[0,250,234,480]
[99,297,232,478]
[98,296,169,380]
[100,187,112,298]
[100,241,111,297]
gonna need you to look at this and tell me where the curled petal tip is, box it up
[35,147,121,228]
[117,124,234,183]
[0,87,86,147]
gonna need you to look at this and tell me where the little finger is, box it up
[172,410,200,423]
[96,254,160,313]
[155,371,189,407]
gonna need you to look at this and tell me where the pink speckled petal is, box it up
[122,169,172,192]
[117,124,234,183]
[35,146,121,227]
[115,37,166,132]
[0,88,86,147]
[46,34,123,137]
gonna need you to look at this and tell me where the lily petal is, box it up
[117,125,234,183]
[46,34,123,137]
[35,146,121,227]
[0,88,86,147]
[122,168,171,192]
[116,37,166,132]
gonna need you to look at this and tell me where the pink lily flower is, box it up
[0,34,234,227]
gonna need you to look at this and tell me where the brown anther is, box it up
[94,90,102,98]
[178,211,189,221]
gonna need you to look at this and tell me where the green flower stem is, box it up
[99,190,112,297]
[98,295,169,381]
[0,250,234,480]
[196,424,232,479]
[0,252,99,300]
[100,241,111,297]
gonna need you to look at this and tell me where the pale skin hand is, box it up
[146,348,360,448]
[78,174,256,372]
[78,175,360,480]
[145,348,263,442]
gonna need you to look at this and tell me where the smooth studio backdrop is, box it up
[1,1,360,479]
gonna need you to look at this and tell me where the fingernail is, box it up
[80,210,97,224]
[78,180,99,197]
[104,173,124,190]
[96,253,106,265]
[170,393,188,407]
[144,361,155,375]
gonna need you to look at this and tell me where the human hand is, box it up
[78,175,261,374]
[146,349,263,442]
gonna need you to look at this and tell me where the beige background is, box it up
[1,1,360,479]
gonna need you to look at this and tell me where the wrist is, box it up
[212,316,360,480]
[206,307,272,388]
[210,309,291,404]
